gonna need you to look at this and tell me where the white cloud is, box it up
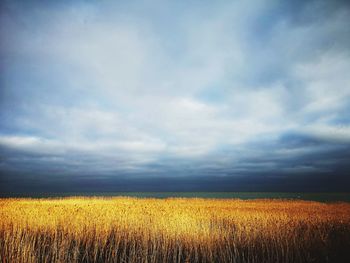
[0,135,62,154]
[1,0,350,176]
[294,52,350,114]
[303,124,350,143]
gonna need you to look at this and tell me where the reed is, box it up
[1,197,349,263]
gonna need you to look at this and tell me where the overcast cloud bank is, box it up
[1,0,350,193]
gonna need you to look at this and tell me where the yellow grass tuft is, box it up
[1,197,350,262]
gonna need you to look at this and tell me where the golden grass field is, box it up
[1,197,350,263]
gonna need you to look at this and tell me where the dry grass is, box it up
[1,197,350,263]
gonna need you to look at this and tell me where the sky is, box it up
[1,0,350,194]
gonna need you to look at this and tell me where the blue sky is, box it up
[1,0,350,193]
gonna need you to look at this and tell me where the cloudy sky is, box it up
[1,0,350,194]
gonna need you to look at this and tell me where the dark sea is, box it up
[2,192,350,202]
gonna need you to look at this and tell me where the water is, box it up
[2,192,350,202]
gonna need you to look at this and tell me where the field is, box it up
[1,198,350,263]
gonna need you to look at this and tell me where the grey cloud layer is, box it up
[1,0,350,192]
